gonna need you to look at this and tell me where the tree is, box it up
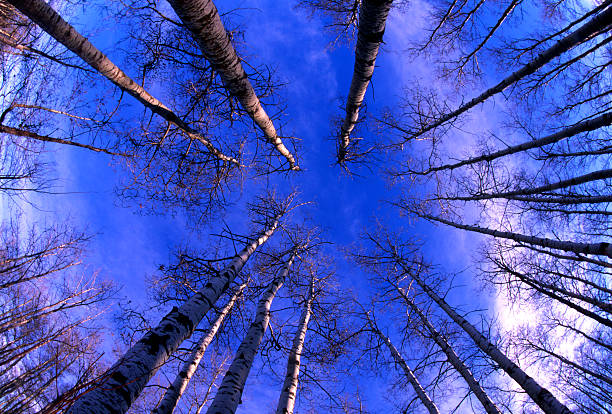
[68,192,296,414]
[166,0,299,171]
[205,252,296,414]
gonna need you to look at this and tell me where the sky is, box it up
[1,0,596,412]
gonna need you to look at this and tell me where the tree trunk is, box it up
[206,255,295,414]
[368,317,439,414]
[402,268,572,413]
[411,4,612,139]
[443,169,612,201]
[413,112,612,175]
[153,283,247,414]
[167,0,299,170]
[275,276,314,414]
[418,212,612,258]
[0,124,122,155]
[337,0,393,163]
[68,221,279,414]
[397,288,502,414]
[7,0,238,165]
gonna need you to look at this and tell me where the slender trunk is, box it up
[7,0,238,165]
[337,0,393,162]
[68,220,279,414]
[206,255,295,414]
[442,169,612,201]
[497,194,612,204]
[167,0,298,170]
[0,124,122,155]
[413,109,612,175]
[411,5,612,140]
[154,283,247,414]
[418,212,612,258]
[397,289,502,414]
[403,269,572,413]
[275,276,314,414]
[368,319,439,414]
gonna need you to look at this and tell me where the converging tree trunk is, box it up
[416,212,612,259]
[275,276,315,414]
[398,264,572,413]
[7,0,238,164]
[167,0,299,170]
[206,254,296,414]
[366,315,439,414]
[68,220,280,414]
[153,283,247,414]
[397,288,502,414]
[337,0,393,163]
[409,3,612,140]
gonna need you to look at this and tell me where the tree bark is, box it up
[368,317,439,414]
[8,0,238,165]
[206,255,295,414]
[397,289,502,414]
[337,0,393,163]
[153,283,247,414]
[401,267,572,413]
[412,111,612,175]
[418,212,612,259]
[167,0,299,170]
[275,276,314,414]
[0,124,122,155]
[442,169,612,201]
[410,4,612,140]
[68,220,279,414]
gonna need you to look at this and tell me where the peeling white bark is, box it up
[416,112,612,175]
[167,0,299,170]
[68,221,279,414]
[405,271,572,413]
[368,317,439,414]
[206,255,295,414]
[275,277,314,414]
[398,289,502,414]
[421,213,612,259]
[8,0,238,164]
[413,4,612,139]
[154,283,247,414]
[338,0,393,162]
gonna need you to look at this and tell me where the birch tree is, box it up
[154,282,247,414]
[336,0,393,164]
[68,193,295,414]
[363,311,440,414]
[275,274,315,414]
[205,253,296,414]
[166,0,299,171]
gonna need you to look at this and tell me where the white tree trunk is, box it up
[206,255,295,414]
[368,318,439,414]
[420,212,612,258]
[412,4,612,139]
[445,169,612,201]
[416,112,612,175]
[404,270,572,413]
[338,0,393,162]
[68,221,279,414]
[397,289,502,414]
[167,0,299,170]
[8,0,238,164]
[154,283,247,414]
[275,276,314,414]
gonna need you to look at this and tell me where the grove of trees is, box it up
[0,0,610,413]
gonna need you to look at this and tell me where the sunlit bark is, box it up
[68,220,279,414]
[206,254,295,414]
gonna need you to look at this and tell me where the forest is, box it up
[0,0,610,413]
